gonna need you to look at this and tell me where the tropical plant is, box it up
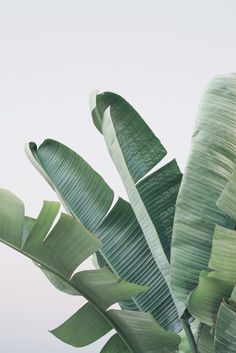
[1,73,236,352]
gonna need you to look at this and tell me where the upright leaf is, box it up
[171,74,236,306]
[91,90,184,315]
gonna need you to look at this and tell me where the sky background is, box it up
[0,1,236,352]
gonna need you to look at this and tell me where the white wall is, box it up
[0,1,236,352]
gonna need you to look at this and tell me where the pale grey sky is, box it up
[1,1,236,352]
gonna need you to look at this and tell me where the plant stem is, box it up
[181,318,198,353]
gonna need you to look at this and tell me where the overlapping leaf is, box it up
[171,74,236,307]
[26,126,183,330]
[90,90,184,316]
[187,162,236,352]
[0,188,181,352]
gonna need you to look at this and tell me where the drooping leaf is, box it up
[51,303,112,347]
[171,74,236,307]
[0,188,180,352]
[107,310,181,353]
[26,138,182,331]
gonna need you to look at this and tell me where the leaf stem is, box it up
[181,318,198,353]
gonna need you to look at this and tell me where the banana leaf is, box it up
[0,188,181,353]
[26,96,183,331]
[171,74,236,308]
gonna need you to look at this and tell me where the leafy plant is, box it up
[1,73,236,352]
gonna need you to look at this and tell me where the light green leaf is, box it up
[0,188,180,352]
[188,271,233,326]
[171,74,236,306]
[217,168,236,220]
[208,225,236,284]
[0,189,24,248]
[212,162,236,353]
[23,201,60,251]
[215,301,236,353]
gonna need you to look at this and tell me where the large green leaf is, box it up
[26,137,183,331]
[0,188,181,352]
[187,221,236,326]
[213,169,236,353]
[186,165,236,352]
[171,74,236,307]
[90,90,184,317]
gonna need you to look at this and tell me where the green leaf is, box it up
[90,90,167,182]
[197,325,214,353]
[26,140,114,231]
[40,267,79,295]
[208,225,236,284]
[101,334,131,353]
[187,271,233,326]
[91,91,184,316]
[213,165,236,353]
[215,301,236,353]
[229,286,236,310]
[26,138,182,331]
[107,310,181,353]
[171,74,236,306]
[94,196,181,331]
[0,189,180,352]
[188,216,236,326]
[71,269,146,311]
[51,303,112,347]
[23,201,60,251]
[0,189,25,248]
[217,168,236,220]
